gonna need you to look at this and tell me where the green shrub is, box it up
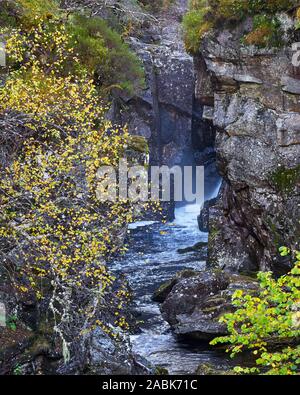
[183,0,296,53]
[296,6,300,29]
[215,0,294,19]
[16,0,60,27]
[7,315,18,331]
[261,0,295,14]
[244,14,283,47]
[182,1,212,53]
[0,0,61,30]
[1,3,145,96]
[211,248,300,375]
[68,14,145,95]
[0,1,18,27]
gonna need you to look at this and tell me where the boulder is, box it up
[152,269,200,303]
[195,363,235,375]
[161,270,258,340]
[177,241,207,254]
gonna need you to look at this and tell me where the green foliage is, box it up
[7,315,18,331]
[0,1,18,28]
[182,2,213,53]
[215,0,294,20]
[16,0,60,27]
[244,14,283,47]
[279,246,291,256]
[183,0,296,53]
[13,364,22,375]
[1,2,145,95]
[296,7,300,29]
[67,14,145,95]
[127,135,149,153]
[0,8,149,355]
[211,249,300,375]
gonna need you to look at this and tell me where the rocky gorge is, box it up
[114,0,300,373]
[0,0,299,376]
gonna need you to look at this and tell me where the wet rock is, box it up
[198,198,217,232]
[281,76,300,95]
[195,363,235,375]
[76,327,149,375]
[177,241,207,254]
[153,269,200,303]
[154,366,169,375]
[0,326,33,375]
[193,146,216,165]
[161,270,258,340]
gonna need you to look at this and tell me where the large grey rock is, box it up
[82,327,150,375]
[161,270,258,340]
[153,269,200,303]
[194,16,300,273]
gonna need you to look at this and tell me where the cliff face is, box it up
[114,0,220,216]
[196,15,300,274]
[115,0,196,168]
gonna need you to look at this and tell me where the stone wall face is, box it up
[196,18,300,273]
[116,1,195,168]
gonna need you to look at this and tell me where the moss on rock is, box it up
[127,135,149,154]
[270,165,300,194]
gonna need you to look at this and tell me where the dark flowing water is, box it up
[113,193,238,374]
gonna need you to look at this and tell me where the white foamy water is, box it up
[128,220,159,230]
[174,203,202,229]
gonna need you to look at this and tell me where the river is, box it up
[113,177,240,374]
